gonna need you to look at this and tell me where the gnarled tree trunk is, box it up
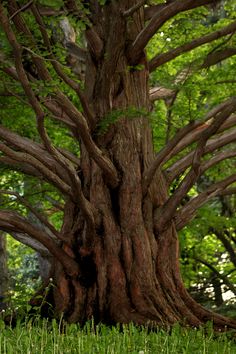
[43,2,236,329]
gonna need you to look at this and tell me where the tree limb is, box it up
[56,92,119,188]
[142,119,205,195]
[31,4,95,126]
[154,99,236,232]
[202,47,236,68]
[0,142,72,196]
[0,124,71,185]
[144,99,236,193]
[127,0,216,65]
[164,103,236,165]
[166,127,236,183]
[0,210,79,276]
[175,174,236,230]
[149,21,236,72]
[0,190,62,241]
[10,232,51,257]
[149,86,175,101]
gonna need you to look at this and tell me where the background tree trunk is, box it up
[0,232,8,310]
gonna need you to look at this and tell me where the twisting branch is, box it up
[0,124,71,185]
[149,21,236,72]
[175,173,236,231]
[127,0,216,64]
[0,190,63,241]
[143,99,236,194]
[154,98,236,232]
[7,0,51,81]
[31,4,95,126]
[36,114,96,230]
[0,142,72,196]
[200,150,236,175]
[166,127,236,184]
[0,210,79,276]
[164,101,236,165]
[142,119,205,195]
[0,5,99,227]
[55,92,119,188]
[192,98,236,172]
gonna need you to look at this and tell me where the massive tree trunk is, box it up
[42,2,235,329]
[1,0,236,330]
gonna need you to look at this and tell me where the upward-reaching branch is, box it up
[166,127,236,183]
[127,0,216,65]
[175,174,236,231]
[0,3,119,190]
[31,4,95,126]
[154,98,236,232]
[0,211,79,277]
[149,21,236,72]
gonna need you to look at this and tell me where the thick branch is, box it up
[166,127,236,183]
[0,124,71,185]
[175,173,236,230]
[142,119,205,195]
[154,99,236,232]
[0,190,62,241]
[0,156,41,177]
[0,211,79,276]
[31,4,95,126]
[164,108,236,165]
[149,86,175,101]
[149,21,236,72]
[56,92,119,188]
[0,142,72,196]
[10,232,50,257]
[144,4,166,21]
[202,48,236,68]
[144,99,236,193]
[128,0,215,64]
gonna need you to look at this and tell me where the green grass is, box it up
[0,318,235,354]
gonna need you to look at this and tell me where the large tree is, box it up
[0,0,236,329]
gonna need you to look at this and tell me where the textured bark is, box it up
[37,2,236,329]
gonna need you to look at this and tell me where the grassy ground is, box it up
[0,318,235,354]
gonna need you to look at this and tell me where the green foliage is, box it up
[6,236,40,307]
